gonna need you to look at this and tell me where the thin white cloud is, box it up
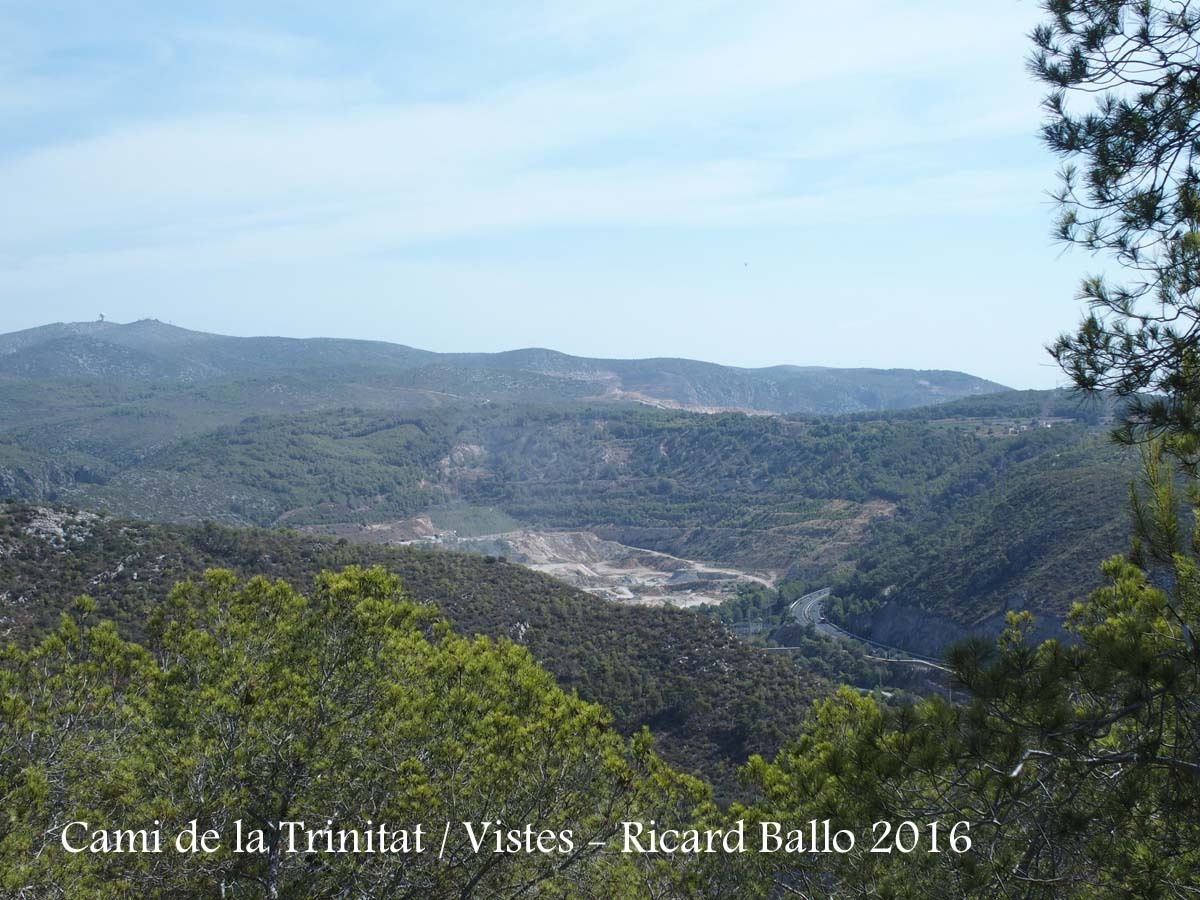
[172,25,323,61]
[0,4,1042,240]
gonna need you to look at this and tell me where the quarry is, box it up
[304,520,771,608]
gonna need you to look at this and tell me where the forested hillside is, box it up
[829,433,1134,654]
[0,502,836,797]
[870,387,1117,424]
[0,319,1005,414]
[2,565,735,897]
[0,368,1134,647]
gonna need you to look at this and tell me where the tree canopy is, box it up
[0,567,722,899]
[1034,1,1200,452]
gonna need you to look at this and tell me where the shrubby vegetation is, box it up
[862,387,1116,424]
[830,434,1134,653]
[8,495,1195,897]
[1,566,734,898]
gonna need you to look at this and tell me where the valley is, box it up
[0,319,1161,892]
[0,321,1137,660]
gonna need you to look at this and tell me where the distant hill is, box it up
[878,387,1119,425]
[0,319,1008,415]
[829,435,1132,655]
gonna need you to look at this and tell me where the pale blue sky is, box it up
[1,1,1087,388]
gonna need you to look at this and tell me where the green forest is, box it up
[1,395,1133,639]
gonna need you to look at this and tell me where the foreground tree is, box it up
[0,567,725,899]
[742,440,1200,897]
[730,8,1200,894]
[1033,1,1200,452]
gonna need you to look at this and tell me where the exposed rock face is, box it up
[22,507,99,547]
[0,462,76,502]
[435,528,771,608]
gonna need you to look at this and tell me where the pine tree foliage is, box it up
[1034,1,1200,442]
[0,567,724,899]
[744,443,1200,897]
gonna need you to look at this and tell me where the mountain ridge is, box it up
[0,319,1009,415]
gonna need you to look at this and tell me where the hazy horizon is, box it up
[0,315,1028,386]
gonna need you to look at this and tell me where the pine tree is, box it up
[0,567,718,898]
[744,442,1200,897]
[1033,1,1200,447]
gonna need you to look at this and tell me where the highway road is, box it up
[785,587,944,668]
[790,587,836,636]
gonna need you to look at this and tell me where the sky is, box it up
[0,0,1092,388]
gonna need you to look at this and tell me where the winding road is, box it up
[783,587,945,668]
[790,587,837,636]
